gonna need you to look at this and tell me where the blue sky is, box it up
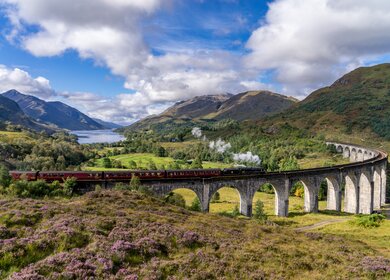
[0,0,390,124]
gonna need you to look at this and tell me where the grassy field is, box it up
[0,131,32,143]
[84,152,233,171]
[297,152,349,169]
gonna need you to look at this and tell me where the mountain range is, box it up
[126,90,297,131]
[0,90,121,131]
[123,63,390,143]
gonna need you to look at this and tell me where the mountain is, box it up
[265,63,390,140]
[2,90,105,131]
[205,91,297,121]
[125,91,297,131]
[92,118,122,129]
[0,95,53,132]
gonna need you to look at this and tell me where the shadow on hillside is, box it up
[287,210,353,218]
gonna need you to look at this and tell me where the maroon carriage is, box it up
[9,171,38,181]
[166,169,221,179]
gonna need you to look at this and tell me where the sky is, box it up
[1,0,390,125]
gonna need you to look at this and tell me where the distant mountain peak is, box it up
[2,90,106,130]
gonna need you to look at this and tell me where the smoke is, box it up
[209,139,232,154]
[191,126,261,166]
[191,127,202,138]
[233,152,261,165]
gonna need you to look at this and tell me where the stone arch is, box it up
[373,168,382,209]
[294,178,321,213]
[343,147,351,158]
[351,148,357,162]
[325,176,341,211]
[171,188,200,208]
[357,150,364,162]
[336,145,343,153]
[359,171,373,214]
[363,151,369,161]
[344,173,358,213]
[252,182,276,216]
[208,183,243,215]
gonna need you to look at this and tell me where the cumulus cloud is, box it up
[245,0,390,94]
[1,0,259,122]
[0,65,54,98]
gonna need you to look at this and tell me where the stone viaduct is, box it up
[140,142,388,217]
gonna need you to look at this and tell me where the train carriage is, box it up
[38,171,103,182]
[104,170,165,180]
[166,168,221,178]
[9,171,38,181]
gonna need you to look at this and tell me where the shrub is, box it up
[189,197,202,212]
[130,176,141,191]
[63,177,77,197]
[164,192,186,208]
[0,165,11,188]
[253,200,267,222]
[352,214,386,228]
[259,183,275,194]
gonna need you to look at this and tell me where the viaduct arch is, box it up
[134,142,388,217]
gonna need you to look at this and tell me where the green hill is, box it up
[266,63,390,141]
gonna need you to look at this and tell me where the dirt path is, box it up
[295,218,350,232]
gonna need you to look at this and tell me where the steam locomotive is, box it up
[10,167,265,183]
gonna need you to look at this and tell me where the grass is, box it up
[84,153,233,171]
[298,152,349,169]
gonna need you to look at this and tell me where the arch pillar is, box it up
[359,170,373,214]
[326,174,342,211]
[344,172,359,214]
[201,183,211,213]
[236,180,258,217]
[301,177,321,213]
[343,146,350,159]
[373,167,382,209]
[273,178,290,217]
[381,164,387,206]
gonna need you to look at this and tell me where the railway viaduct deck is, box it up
[127,142,388,217]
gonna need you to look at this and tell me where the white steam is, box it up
[192,127,261,166]
[191,127,202,138]
[233,152,261,165]
[209,139,232,154]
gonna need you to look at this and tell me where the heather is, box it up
[0,190,388,279]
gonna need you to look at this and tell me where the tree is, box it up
[130,175,141,191]
[253,200,267,222]
[164,192,186,208]
[103,157,112,168]
[63,177,77,197]
[189,197,202,212]
[128,160,137,169]
[154,146,167,157]
[191,156,203,169]
[0,165,11,188]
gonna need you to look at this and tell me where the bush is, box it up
[253,200,267,222]
[259,183,275,194]
[63,177,77,197]
[189,197,202,212]
[352,214,386,228]
[164,192,186,208]
[0,165,11,188]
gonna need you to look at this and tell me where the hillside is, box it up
[92,118,122,129]
[0,190,387,279]
[266,63,390,141]
[3,90,104,131]
[125,91,297,132]
[0,95,53,133]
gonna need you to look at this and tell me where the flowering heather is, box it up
[0,190,388,279]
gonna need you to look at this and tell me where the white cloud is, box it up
[245,0,390,94]
[0,0,262,122]
[0,65,54,98]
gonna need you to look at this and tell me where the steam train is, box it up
[9,167,265,183]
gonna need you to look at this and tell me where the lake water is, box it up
[72,130,126,144]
